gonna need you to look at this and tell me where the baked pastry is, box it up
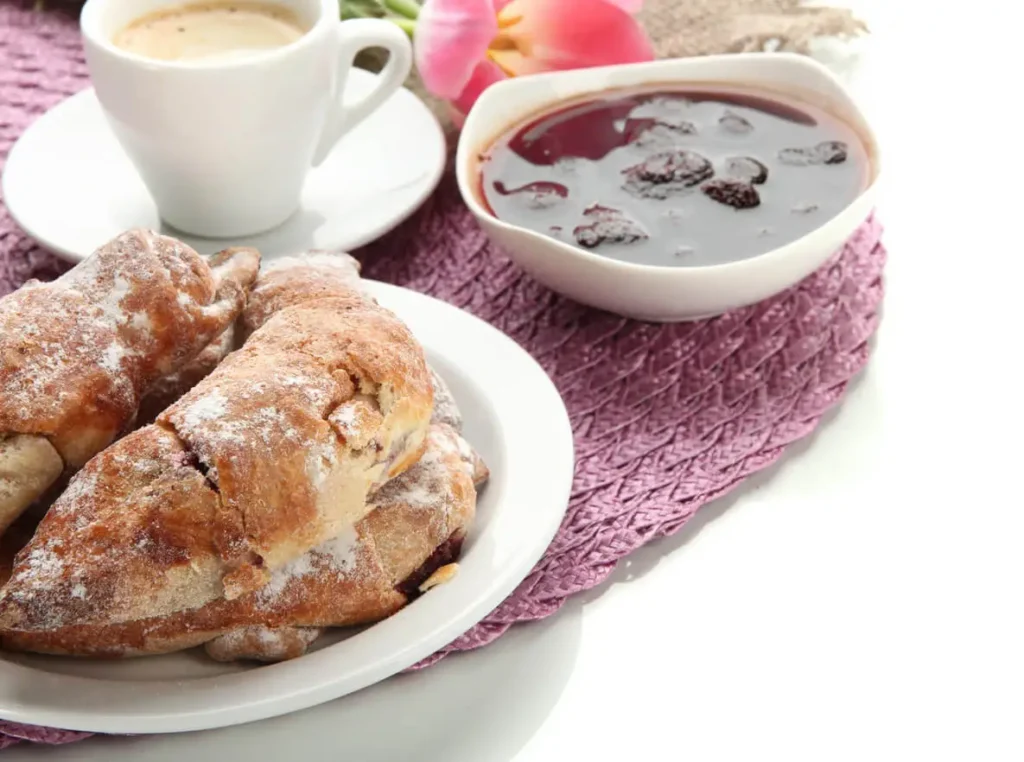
[0,436,63,537]
[0,325,238,541]
[240,250,468,447]
[133,325,237,429]
[0,515,32,590]
[0,282,433,631]
[0,423,486,658]
[204,626,322,662]
[205,258,482,661]
[205,440,487,662]
[0,231,260,535]
[0,251,491,666]
[428,366,463,432]
[239,251,363,339]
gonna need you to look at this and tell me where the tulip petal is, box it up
[451,58,507,117]
[492,0,654,77]
[415,0,499,99]
[604,0,644,12]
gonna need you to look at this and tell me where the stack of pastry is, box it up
[0,233,487,662]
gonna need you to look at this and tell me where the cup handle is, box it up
[311,19,413,168]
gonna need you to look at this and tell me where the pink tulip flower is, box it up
[413,0,654,119]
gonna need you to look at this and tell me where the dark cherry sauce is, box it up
[479,86,870,267]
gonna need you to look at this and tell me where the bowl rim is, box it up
[455,52,880,278]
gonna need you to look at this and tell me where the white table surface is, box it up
[6,1,1023,759]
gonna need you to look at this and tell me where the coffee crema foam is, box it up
[113,1,308,63]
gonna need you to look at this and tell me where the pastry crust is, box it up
[0,424,481,658]
[134,325,237,429]
[0,515,33,589]
[0,435,64,536]
[202,423,485,663]
[428,367,463,432]
[0,231,259,536]
[0,231,259,466]
[204,626,322,663]
[240,251,362,339]
[0,289,432,631]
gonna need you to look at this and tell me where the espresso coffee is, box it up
[113,1,307,63]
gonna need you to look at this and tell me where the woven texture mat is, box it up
[0,0,877,748]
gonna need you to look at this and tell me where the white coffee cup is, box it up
[80,0,413,238]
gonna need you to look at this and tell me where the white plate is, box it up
[0,281,574,735]
[2,69,446,263]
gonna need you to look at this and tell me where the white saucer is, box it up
[0,280,575,734]
[2,69,447,263]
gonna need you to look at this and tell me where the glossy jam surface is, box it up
[479,86,869,267]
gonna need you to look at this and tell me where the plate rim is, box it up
[1,74,446,264]
[0,281,574,734]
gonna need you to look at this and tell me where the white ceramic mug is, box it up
[80,0,413,238]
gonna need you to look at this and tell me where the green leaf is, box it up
[341,0,387,19]
[382,0,421,20]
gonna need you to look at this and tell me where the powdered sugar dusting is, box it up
[251,407,299,444]
[52,469,98,515]
[256,524,360,606]
[0,293,136,428]
[170,388,249,480]
[171,379,333,487]
[330,404,358,437]
[242,251,368,334]
[22,544,65,583]
[208,625,321,661]
[428,367,463,432]
[279,374,333,410]
[93,274,133,327]
[180,389,228,429]
[0,229,244,448]
[316,524,358,573]
[2,540,67,605]
[130,312,153,333]
[455,434,476,476]
[370,426,475,517]
[263,252,361,281]
[305,439,337,489]
[99,342,126,373]
[260,552,315,601]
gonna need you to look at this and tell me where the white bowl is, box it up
[455,53,880,322]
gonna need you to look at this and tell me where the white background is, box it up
[6,0,1024,758]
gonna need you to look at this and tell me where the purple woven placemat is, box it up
[366,189,884,669]
[0,1,886,748]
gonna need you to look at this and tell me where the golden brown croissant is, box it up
[0,286,433,631]
[0,231,260,536]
